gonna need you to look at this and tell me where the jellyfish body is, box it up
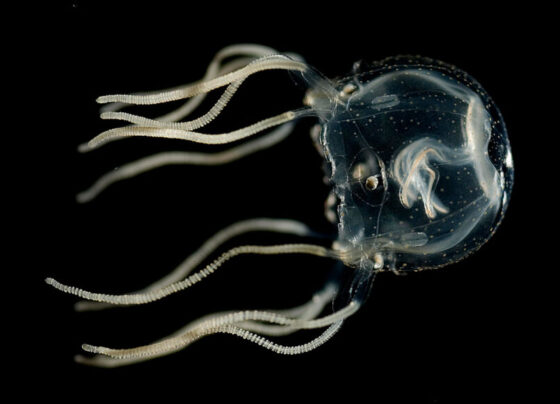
[47,45,513,366]
[307,56,513,272]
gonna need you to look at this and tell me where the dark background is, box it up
[26,1,544,402]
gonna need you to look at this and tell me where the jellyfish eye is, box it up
[349,147,387,207]
[365,175,379,191]
[340,83,358,98]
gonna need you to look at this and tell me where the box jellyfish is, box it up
[46,44,513,367]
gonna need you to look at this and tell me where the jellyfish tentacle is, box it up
[99,51,302,130]
[81,323,342,360]
[99,77,245,130]
[235,283,338,336]
[46,243,340,306]
[167,283,339,338]
[100,43,284,119]
[220,322,343,355]
[155,57,253,123]
[79,112,296,151]
[74,218,314,311]
[77,48,311,208]
[96,55,307,106]
[99,58,248,117]
[75,281,338,367]
[79,53,310,152]
[76,122,295,203]
[80,108,311,152]
[101,43,305,126]
[79,300,359,362]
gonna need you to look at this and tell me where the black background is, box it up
[26,1,545,402]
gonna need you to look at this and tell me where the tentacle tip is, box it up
[74,354,88,364]
[74,354,108,367]
[96,95,110,104]
[73,301,89,312]
[77,142,92,153]
[75,191,93,204]
[45,277,56,286]
[74,300,108,312]
[81,343,101,354]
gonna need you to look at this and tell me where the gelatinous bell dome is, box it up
[315,56,513,271]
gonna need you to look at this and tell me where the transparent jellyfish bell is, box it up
[307,55,514,272]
